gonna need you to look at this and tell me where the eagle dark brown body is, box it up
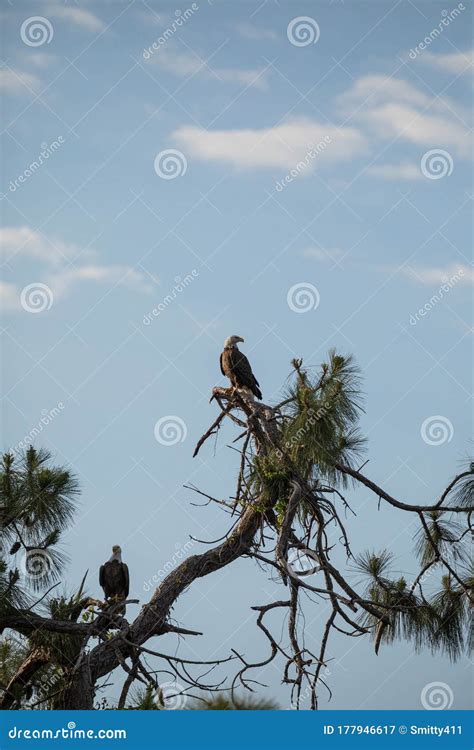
[99,546,129,601]
[220,336,262,400]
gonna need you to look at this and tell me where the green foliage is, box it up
[0,448,79,599]
[414,512,468,567]
[280,351,365,484]
[127,686,160,710]
[355,551,472,661]
[246,352,366,516]
[186,692,279,710]
[0,636,27,691]
[447,470,474,507]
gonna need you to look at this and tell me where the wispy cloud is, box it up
[366,162,424,181]
[0,227,80,267]
[339,75,430,110]
[383,263,473,285]
[338,74,471,158]
[0,68,39,93]
[358,103,469,157]
[47,5,105,32]
[0,227,154,313]
[149,48,269,90]
[303,247,344,262]
[46,265,154,298]
[235,23,278,41]
[0,281,21,312]
[337,74,461,115]
[420,49,473,75]
[172,118,367,171]
[24,52,58,69]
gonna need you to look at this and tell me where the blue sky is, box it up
[1,0,472,709]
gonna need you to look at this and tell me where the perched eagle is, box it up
[99,545,129,602]
[220,335,262,400]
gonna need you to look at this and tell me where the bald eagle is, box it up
[220,336,262,400]
[99,545,129,603]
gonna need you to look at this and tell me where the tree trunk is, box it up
[59,504,263,709]
[0,648,49,708]
[54,665,95,710]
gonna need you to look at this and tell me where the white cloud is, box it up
[0,227,153,313]
[357,103,470,157]
[337,74,461,116]
[0,68,39,93]
[366,161,424,180]
[172,118,368,171]
[338,75,434,111]
[0,281,21,312]
[48,6,105,32]
[25,53,58,68]
[303,247,344,262]
[149,49,269,90]
[47,265,153,297]
[0,227,79,266]
[385,263,473,285]
[338,75,471,157]
[421,49,473,75]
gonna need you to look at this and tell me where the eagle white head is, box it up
[110,545,122,562]
[224,335,244,349]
